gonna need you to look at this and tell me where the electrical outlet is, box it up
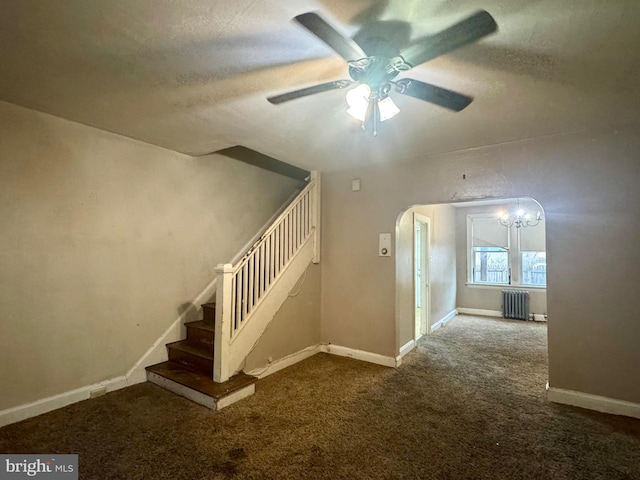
[89,387,107,398]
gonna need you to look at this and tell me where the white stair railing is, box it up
[214,171,320,382]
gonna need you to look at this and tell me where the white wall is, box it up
[0,101,301,411]
[321,122,640,405]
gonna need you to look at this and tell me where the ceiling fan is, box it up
[267,10,498,135]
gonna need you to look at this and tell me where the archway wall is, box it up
[320,122,640,405]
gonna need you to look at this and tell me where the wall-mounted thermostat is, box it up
[379,233,391,257]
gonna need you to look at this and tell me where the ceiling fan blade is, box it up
[394,78,473,111]
[400,10,497,68]
[267,80,353,104]
[294,12,367,62]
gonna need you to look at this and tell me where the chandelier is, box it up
[499,199,542,229]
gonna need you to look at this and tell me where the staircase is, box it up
[145,171,320,410]
[146,303,257,410]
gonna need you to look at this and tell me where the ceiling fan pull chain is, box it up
[372,100,379,137]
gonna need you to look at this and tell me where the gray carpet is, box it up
[1,315,639,479]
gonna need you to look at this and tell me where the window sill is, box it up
[465,282,547,291]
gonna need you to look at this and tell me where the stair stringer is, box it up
[215,235,315,382]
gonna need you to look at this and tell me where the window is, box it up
[472,247,509,284]
[467,208,546,288]
[519,215,546,286]
[522,251,546,286]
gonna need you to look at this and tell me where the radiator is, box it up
[502,290,530,320]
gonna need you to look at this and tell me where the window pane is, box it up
[522,251,546,286]
[473,248,509,284]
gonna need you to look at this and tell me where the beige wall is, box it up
[0,101,301,411]
[321,122,640,404]
[396,204,457,346]
[320,176,396,356]
[428,204,457,327]
[455,202,547,315]
[244,264,321,372]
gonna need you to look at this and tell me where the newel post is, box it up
[213,263,233,383]
[310,170,321,264]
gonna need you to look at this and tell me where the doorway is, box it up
[414,213,430,340]
[395,199,548,363]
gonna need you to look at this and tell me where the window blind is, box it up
[519,221,546,251]
[471,217,509,249]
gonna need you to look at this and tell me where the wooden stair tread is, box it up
[166,340,213,359]
[185,320,215,332]
[146,361,257,399]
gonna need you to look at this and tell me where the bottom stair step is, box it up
[146,361,257,411]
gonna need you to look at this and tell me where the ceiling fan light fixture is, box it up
[269,10,498,134]
[346,84,371,122]
[377,96,400,121]
[346,104,368,122]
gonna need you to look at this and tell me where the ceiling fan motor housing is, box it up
[348,56,401,97]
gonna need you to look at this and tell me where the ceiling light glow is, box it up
[346,84,371,122]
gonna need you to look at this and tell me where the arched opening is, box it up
[395,197,548,373]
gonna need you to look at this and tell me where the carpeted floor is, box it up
[2,315,639,479]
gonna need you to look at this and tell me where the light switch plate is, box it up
[379,233,391,257]
[351,179,361,191]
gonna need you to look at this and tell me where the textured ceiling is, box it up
[1,0,639,171]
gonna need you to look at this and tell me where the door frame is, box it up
[413,213,431,339]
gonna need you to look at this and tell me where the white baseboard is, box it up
[0,375,128,428]
[395,340,415,366]
[457,308,547,322]
[321,344,398,368]
[248,341,402,378]
[399,340,415,358]
[457,308,502,318]
[431,309,458,332]
[547,384,640,420]
[246,345,321,379]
